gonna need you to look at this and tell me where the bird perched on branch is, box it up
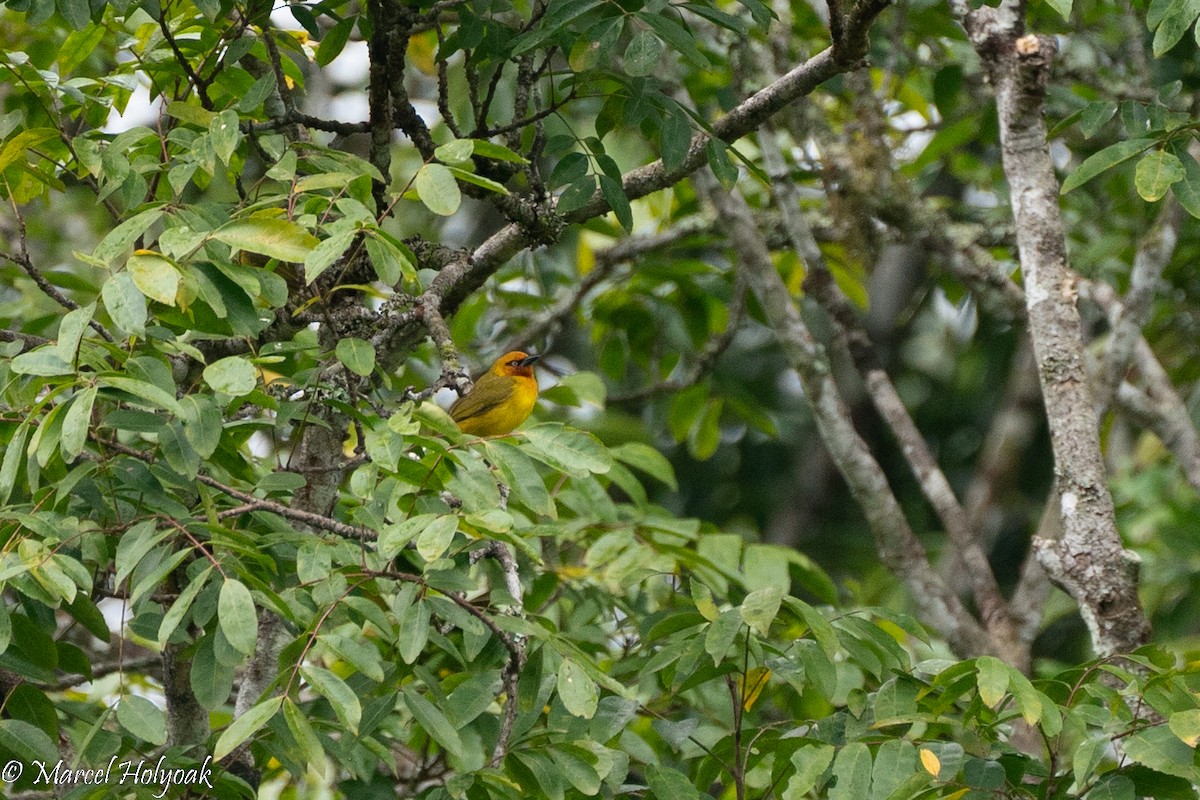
[449,351,541,436]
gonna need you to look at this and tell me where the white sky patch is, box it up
[270,0,305,30]
[326,40,369,86]
[963,185,1000,208]
[328,92,370,124]
[103,81,160,134]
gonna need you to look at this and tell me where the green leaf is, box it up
[705,608,742,665]
[1005,667,1044,725]
[487,440,556,518]
[304,228,356,284]
[599,175,632,232]
[415,163,461,216]
[871,739,917,800]
[212,218,319,262]
[610,441,677,490]
[447,165,509,195]
[179,395,222,458]
[551,746,602,796]
[1078,101,1118,138]
[1043,0,1072,19]
[740,585,782,635]
[688,396,723,460]
[191,635,236,710]
[523,423,612,477]
[513,751,565,800]
[510,0,603,54]
[470,139,529,164]
[117,695,167,746]
[210,109,240,165]
[101,272,147,335]
[365,233,416,286]
[0,128,58,172]
[92,208,164,267]
[203,356,257,395]
[556,176,596,214]
[1135,150,1185,201]
[11,347,72,376]
[56,302,93,364]
[1170,144,1200,218]
[644,764,702,800]
[706,139,739,187]
[784,744,835,799]
[1148,0,1179,29]
[303,665,362,732]
[1060,139,1155,194]
[404,687,465,757]
[415,515,459,561]
[829,742,872,800]
[661,112,693,172]
[113,521,168,588]
[239,73,277,112]
[1153,0,1200,56]
[1122,725,1199,780]
[782,597,839,657]
[57,23,106,73]
[283,698,325,768]
[975,656,1009,708]
[158,565,214,647]
[1087,774,1136,800]
[0,719,58,767]
[322,633,385,682]
[100,374,183,415]
[638,10,709,67]
[213,695,283,761]
[397,597,430,664]
[623,28,663,77]
[159,424,208,479]
[316,17,354,66]
[127,252,180,306]
[0,424,29,505]
[1168,708,1200,747]
[60,386,96,460]
[557,658,600,718]
[336,337,376,377]
[435,139,475,164]
[379,514,433,560]
[218,578,258,656]
[165,101,216,127]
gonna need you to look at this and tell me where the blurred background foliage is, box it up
[1,0,1200,796]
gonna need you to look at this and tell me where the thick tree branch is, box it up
[966,12,1150,654]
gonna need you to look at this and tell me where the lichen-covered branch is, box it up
[960,3,1150,655]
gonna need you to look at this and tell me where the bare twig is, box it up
[1096,199,1181,408]
[2,201,115,343]
[95,437,374,540]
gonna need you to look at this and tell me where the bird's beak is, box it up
[518,354,541,367]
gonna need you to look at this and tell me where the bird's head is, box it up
[492,350,541,378]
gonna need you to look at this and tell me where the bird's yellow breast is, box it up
[456,381,535,436]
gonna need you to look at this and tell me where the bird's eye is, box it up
[509,360,520,366]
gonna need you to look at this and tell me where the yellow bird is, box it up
[449,351,541,436]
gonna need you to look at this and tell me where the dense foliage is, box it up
[1,0,1200,797]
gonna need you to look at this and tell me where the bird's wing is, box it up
[449,377,514,422]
